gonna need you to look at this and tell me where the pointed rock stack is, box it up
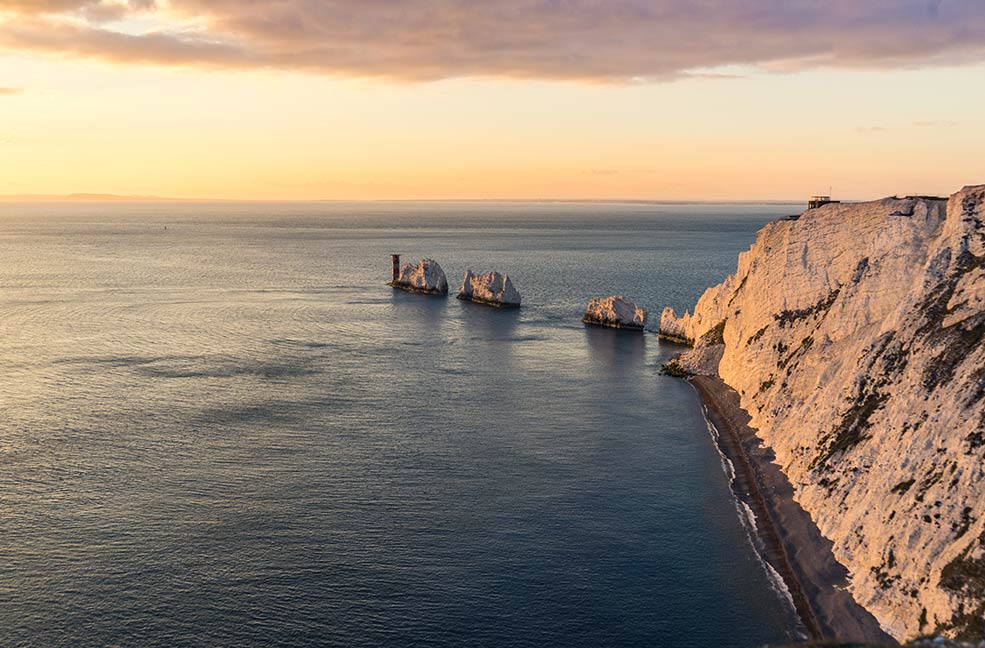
[389,258,449,295]
[582,296,647,331]
[457,270,522,308]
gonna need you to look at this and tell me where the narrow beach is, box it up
[690,375,894,645]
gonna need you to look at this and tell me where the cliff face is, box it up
[661,186,985,641]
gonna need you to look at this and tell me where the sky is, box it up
[1,0,984,201]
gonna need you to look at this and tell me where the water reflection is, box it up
[389,288,450,329]
[583,325,648,372]
[457,298,521,342]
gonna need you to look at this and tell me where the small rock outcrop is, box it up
[583,296,647,331]
[457,270,522,308]
[390,258,448,295]
[659,307,696,344]
[662,342,724,377]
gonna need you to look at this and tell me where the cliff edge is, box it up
[661,186,985,641]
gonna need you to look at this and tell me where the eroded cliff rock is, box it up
[391,258,449,295]
[458,270,522,307]
[583,296,647,330]
[661,186,985,641]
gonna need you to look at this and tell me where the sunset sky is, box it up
[1,0,984,201]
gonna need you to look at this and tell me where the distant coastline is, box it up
[0,193,189,203]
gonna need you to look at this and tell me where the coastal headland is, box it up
[661,185,985,642]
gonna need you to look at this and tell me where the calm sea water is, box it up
[1,201,800,648]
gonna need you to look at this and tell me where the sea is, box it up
[0,200,802,648]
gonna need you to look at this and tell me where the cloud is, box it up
[0,18,254,67]
[1,1,984,81]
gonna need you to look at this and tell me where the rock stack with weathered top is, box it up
[583,296,647,331]
[660,185,985,642]
[457,270,522,308]
[390,258,448,295]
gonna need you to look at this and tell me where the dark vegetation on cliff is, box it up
[937,528,985,640]
[916,249,985,397]
[774,288,841,329]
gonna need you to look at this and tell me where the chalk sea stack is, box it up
[390,258,449,295]
[660,185,985,642]
[457,270,522,308]
[583,296,647,331]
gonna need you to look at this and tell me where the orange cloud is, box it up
[1,1,985,81]
[0,17,253,67]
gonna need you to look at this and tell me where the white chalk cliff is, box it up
[392,258,448,295]
[661,186,985,641]
[584,296,647,330]
[458,270,522,307]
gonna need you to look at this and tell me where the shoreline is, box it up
[689,375,895,645]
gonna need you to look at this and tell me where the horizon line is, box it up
[0,192,834,205]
